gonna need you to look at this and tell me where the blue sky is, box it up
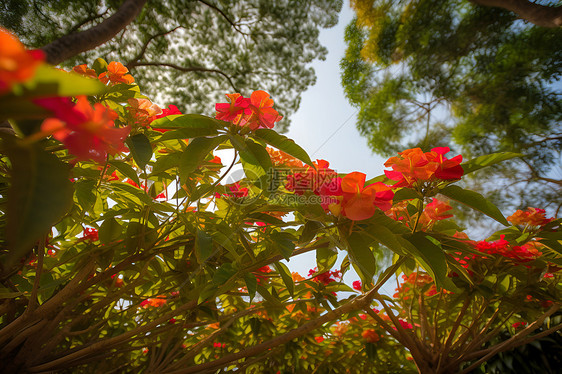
[279,5,396,296]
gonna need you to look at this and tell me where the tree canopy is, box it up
[0,0,343,132]
[341,0,562,215]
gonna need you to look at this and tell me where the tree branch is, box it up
[127,62,240,92]
[126,26,183,68]
[197,0,250,36]
[469,0,562,28]
[41,0,148,65]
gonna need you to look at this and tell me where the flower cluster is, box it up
[215,90,282,130]
[0,27,44,94]
[308,268,341,285]
[73,61,134,85]
[393,272,435,299]
[507,207,554,228]
[37,96,129,163]
[475,235,542,263]
[384,147,463,188]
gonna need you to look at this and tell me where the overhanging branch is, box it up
[470,0,562,28]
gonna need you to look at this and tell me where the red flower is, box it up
[0,27,44,94]
[512,321,527,329]
[215,93,251,123]
[308,267,341,285]
[82,228,99,242]
[216,182,248,198]
[244,90,283,130]
[352,280,362,291]
[315,336,325,343]
[38,96,129,163]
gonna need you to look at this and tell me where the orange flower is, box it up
[419,198,453,225]
[99,61,134,84]
[384,147,463,187]
[73,64,99,80]
[0,27,44,94]
[507,207,554,227]
[37,96,129,163]
[140,296,167,308]
[266,147,303,168]
[127,98,162,127]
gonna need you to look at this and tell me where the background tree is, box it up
[0,0,343,132]
[341,0,562,217]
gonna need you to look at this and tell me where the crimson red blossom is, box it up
[215,90,282,130]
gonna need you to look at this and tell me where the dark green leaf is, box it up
[347,232,377,283]
[404,232,458,292]
[99,217,122,244]
[393,188,421,203]
[440,185,508,226]
[92,58,108,75]
[151,152,181,175]
[316,246,338,273]
[179,136,226,182]
[299,220,322,244]
[196,229,214,262]
[151,114,222,131]
[270,232,295,259]
[461,152,522,175]
[109,160,140,186]
[213,263,236,285]
[254,129,314,168]
[274,262,294,297]
[126,133,152,169]
[5,144,73,266]
[244,273,258,301]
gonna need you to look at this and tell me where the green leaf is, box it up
[99,217,122,244]
[254,129,314,168]
[92,58,108,75]
[274,262,294,297]
[244,273,258,301]
[74,179,97,210]
[179,136,226,182]
[104,84,141,102]
[151,114,222,131]
[440,185,508,226]
[126,134,152,169]
[362,224,405,256]
[393,188,421,203]
[5,144,73,266]
[230,135,273,192]
[270,232,295,260]
[213,263,236,285]
[347,232,377,283]
[151,152,181,175]
[299,220,322,244]
[316,246,338,273]
[196,229,214,262]
[0,66,106,120]
[256,285,283,307]
[404,232,458,292]
[109,160,140,186]
[461,152,522,175]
